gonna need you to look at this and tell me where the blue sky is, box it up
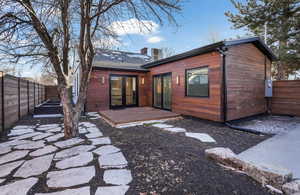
[118,0,248,54]
[22,0,249,78]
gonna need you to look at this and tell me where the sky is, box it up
[21,0,249,78]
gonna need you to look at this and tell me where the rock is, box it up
[90,137,111,145]
[152,124,173,128]
[14,154,53,178]
[54,138,84,148]
[8,128,34,136]
[93,145,120,156]
[46,133,64,142]
[30,145,58,157]
[163,127,186,133]
[35,187,90,195]
[0,150,29,165]
[0,146,11,155]
[103,169,132,185]
[185,132,216,143]
[95,186,129,195]
[98,152,128,169]
[32,133,53,141]
[56,152,93,169]
[0,177,38,195]
[0,160,24,177]
[54,145,95,160]
[14,140,45,150]
[205,147,244,169]
[85,132,103,139]
[243,162,292,189]
[282,180,300,194]
[47,166,95,188]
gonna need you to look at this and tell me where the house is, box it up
[84,37,276,122]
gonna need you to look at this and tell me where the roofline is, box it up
[92,66,149,73]
[142,37,277,69]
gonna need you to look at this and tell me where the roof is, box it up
[93,48,151,72]
[142,37,277,69]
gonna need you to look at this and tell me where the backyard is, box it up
[0,113,273,195]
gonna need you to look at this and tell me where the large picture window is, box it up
[186,67,209,97]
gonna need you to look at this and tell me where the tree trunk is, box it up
[60,87,80,138]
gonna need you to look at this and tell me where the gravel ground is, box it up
[2,115,274,195]
[232,114,300,135]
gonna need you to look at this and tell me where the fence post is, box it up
[18,78,20,120]
[1,72,4,132]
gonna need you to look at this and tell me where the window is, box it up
[186,67,209,97]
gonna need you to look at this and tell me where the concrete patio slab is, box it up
[238,125,300,178]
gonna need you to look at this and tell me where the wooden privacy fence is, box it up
[271,80,300,117]
[0,72,46,133]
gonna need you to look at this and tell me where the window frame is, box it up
[185,66,210,98]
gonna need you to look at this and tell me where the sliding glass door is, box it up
[153,73,172,110]
[110,75,138,109]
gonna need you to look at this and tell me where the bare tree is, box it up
[0,0,181,137]
[160,47,176,58]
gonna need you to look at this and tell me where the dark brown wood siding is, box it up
[148,51,223,122]
[271,80,300,117]
[226,43,272,121]
[86,69,149,112]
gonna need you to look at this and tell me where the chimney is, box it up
[140,47,148,55]
[151,48,163,61]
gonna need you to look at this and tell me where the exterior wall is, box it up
[226,43,272,121]
[147,51,223,122]
[271,80,300,117]
[86,69,149,112]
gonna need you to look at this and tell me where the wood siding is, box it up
[271,80,300,117]
[148,52,223,121]
[226,43,271,121]
[86,69,149,112]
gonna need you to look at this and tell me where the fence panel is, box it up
[271,80,300,117]
[28,82,35,113]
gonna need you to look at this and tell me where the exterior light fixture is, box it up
[101,76,105,84]
[141,77,145,85]
[176,75,180,85]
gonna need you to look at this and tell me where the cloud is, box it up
[109,18,159,36]
[147,36,164,43]
[94,36,122,48]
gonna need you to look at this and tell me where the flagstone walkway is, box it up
[0,115,132,195]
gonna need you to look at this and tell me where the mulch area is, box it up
[2,115,273,195]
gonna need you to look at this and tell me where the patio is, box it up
[99,107,181,126]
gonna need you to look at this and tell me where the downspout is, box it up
[217,47,266,136]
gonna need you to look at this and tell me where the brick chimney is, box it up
[140,47,148,55]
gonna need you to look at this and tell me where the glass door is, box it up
[110,75,138,109]
[153,73,172,110]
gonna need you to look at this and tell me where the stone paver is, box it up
[0,177,38,195]
[48,127,63,133]
[103,169,132,185]
[0,160,24,177]
[14,140,45,150]
[86,127,101,133]
[80,122,96,128]
[30,145,58,157]
[47,166,95,188]
[56,152,93,169]
[46,133,64,142]
[32,133,53,141]
[9,132,42,140]
[85,132,103,139]
[14,154,53,178]
[99,152,128,169]
[54,145,95,160]
[95,186,129,195]
[164,127,186,133]
[185,132,216,143]
[8,129,34,136]
[13,125,34,129]
[0,139,31,148]
[93,145,120,156]
[0,150,29,165]
[0,147,11,155]
[54,138,84,148]
[35,187,90,195]
[152,124,173,128]
[90,137,111,145]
